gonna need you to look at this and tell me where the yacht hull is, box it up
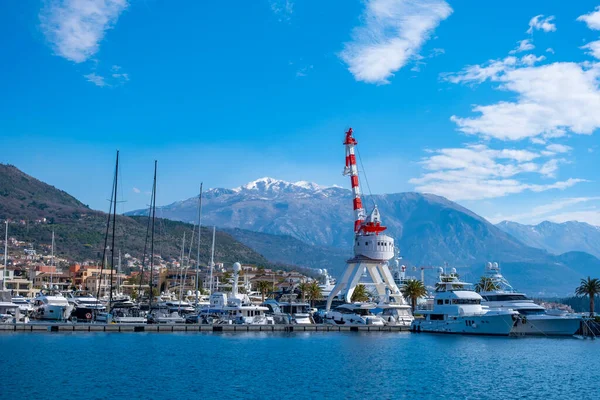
[412,313,515,336]
[512,315,580,336]
[34,305,73,321]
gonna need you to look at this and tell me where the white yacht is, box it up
[1,291,25,323]
[66,291,105,321]
[11,295,34,314]
[325,303,386,326]
[479,262,581,336]
[278,293,314,324]
[411,269,518,336]
[199,263,271,325]
[318,269,336,298]
[31,288,74,321]
[378,303,414,327]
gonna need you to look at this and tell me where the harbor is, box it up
[0,322,410,333]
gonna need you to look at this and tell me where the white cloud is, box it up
[340,0,452,84]
[509,39,535,54]
[539,159,560,177]
[527,15,556,34]
[546,48,555,54]
[546,210,600,226]
[577,6,600,30]
[269,0,293,22]
[545,143,572,154]
[84,72,107,87]
[132,187,141,194]
[40,0,129,63]
[83,65,129,87]
[487,197,600,224]
[409,144,584,200]
[296,65,313,77]
[582,40,600,59]
[446,60,600,141]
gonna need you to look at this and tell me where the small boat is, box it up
[378,303,414,327]
[278,293,315,324]
[31,288,74,321]
[66,291,106,321]
[325,303,386,326]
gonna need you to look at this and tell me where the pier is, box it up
[0,323,410,333]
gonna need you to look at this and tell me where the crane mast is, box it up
[343,128,366,233]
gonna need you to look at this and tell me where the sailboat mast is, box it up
[117,250,121,294]
[95,152,117,309]
[108,150,119,312]
[209,226,216,293]
[2,221,7,291]
[149,160,157,309]
[195,183,203,305]
[178,232,186,308]
[50,230,54,286]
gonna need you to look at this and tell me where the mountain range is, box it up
[3,163,599,296]
[497,220,600,259]
[127,177,600,295]
[0,164,276,268]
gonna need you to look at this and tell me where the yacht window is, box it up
[452,299,481,305]
[484,294,527,301]
[436,300,443,305]
[430,314,444,321]
[444,299,449,304]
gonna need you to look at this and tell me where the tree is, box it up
[298,281,310,303]
[256,280,271,302]
[351,284,370,302]
[402,279,428,312]
[575,276,600,317]
[306,281,322,307]
[475,276,499,293]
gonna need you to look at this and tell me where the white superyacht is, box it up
[411,268,518,336]
[478,262,581,336]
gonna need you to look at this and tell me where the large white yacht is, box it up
[411,269,518,336]
[325,302,386,326]
[479,262,581,336]
[31,288,74,321]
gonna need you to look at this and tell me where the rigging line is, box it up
[182,213,197,302]
[355,146,376,209]
[96,152,118,310]
[138,197,153,296]
[149,160,157,309]
[108,151,119,311]
[195,183,203,305]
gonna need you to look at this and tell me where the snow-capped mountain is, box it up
[497,220,600,259]
[126,177,600,294]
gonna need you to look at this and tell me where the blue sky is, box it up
[1,0,600,225]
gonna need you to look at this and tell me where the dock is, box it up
[0,323,410,333]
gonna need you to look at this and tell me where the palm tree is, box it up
[306,281,322,307]
[401,279,428,312]
[575,276,600,317]
[351,284,370,302]
[475,276,499,293]
[255,280,271,302]
[298,281,310,303]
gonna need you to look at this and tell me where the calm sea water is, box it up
[2,332,599,399]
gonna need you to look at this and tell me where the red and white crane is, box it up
[326,128,411,313]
